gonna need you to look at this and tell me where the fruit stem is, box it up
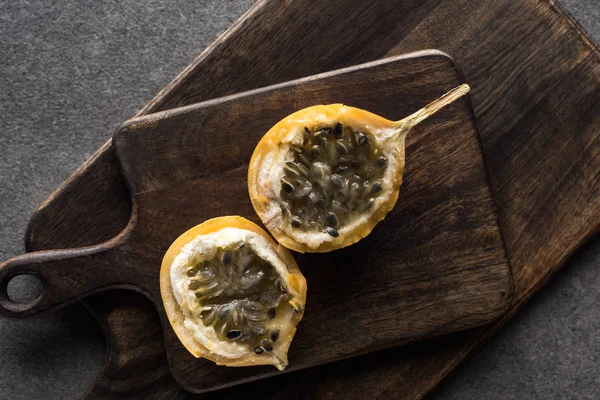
[393,83,471,137]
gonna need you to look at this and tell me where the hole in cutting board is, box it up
[7,274,45,304]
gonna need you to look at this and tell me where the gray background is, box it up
[0,0,598,398]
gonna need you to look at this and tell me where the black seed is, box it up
[333,122,343,138]
[336,165,349,173]
[222,250,232,265]
[364,198,375,211]
[326,212,338,227]
[267,308,276,319]
[371,181,383,193]
[261,339,273,352]
[282,179,295,194]
[291,217,302,228]
[376,156,387,167]
[336,142,348,155]
[254,347,264,354]
[186,268,196,277]
[270,329,280,342]
[310,145,321,160]
[331,174,344,187]
[326,227,339,237]
[356,132,368,145]
[226,330,242,340]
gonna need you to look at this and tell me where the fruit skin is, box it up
[160,216,307,369]
[248,105,405,253]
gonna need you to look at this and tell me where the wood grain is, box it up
[21,0,600,398]
[1,53,511,393]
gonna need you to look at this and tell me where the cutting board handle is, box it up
[0,227,138,318]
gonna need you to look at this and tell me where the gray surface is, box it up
[0,0,598,399]
[0,1,252,399]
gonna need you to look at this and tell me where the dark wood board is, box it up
[0,53,512,393]
[18,0,600,398]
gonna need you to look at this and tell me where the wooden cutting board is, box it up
[19,0,600,398]
[0,53,512,393]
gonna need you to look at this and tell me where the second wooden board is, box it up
[0,51,512,392]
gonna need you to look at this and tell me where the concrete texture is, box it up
[0,0,598,398]
[0,1,252,399]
